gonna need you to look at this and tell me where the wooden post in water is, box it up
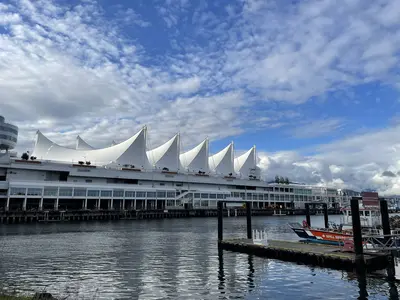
[323,203,329,228]
[246,201,252,239]
[351,197,364,268]
[305,203,311,227]
[217,201,223,242]
[379,199,391,236]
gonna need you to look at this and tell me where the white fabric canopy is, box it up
[234,146,258,177]
[32,127,149,167]
[147,134,180,171]
[208,142,234,175]
[76,136,94,150]
[180,138,209,172]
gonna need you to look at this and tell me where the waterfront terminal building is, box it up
[0,116,351,213]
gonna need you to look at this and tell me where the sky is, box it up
[1,0,400,195]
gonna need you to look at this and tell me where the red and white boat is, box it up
[289,192,382,245]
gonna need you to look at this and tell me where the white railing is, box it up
[252,229,268,246]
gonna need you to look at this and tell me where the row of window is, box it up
[9,187,336,202]
[0,125,18,135]
[0,134,17,142]
[9,187,177,198]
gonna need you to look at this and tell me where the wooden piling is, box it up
[305,203,311,227]
[379,199,391,235]
[351,197,364,266]
[246,201,252,239]
[218,201,223,242]
[323,203,329,228]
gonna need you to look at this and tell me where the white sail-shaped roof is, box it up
[76,136,94,150]
[234,146,258,177]
[208,142,234,175]
[147,134,180,171]
[180,138,209,172]
[31,127,150,168]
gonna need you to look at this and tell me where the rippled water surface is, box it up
[0,215,398,299]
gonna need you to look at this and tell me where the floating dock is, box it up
[219,239,390,272]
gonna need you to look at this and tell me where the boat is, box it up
[289,192,385,245]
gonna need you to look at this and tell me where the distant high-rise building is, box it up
[0,116,18,151]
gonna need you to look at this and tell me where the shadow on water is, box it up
[217,247,255,299]
[387,253,400,300]
[350,252,400,300]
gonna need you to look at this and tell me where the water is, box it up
[0,215,398,299]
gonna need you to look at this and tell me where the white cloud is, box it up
[1,0,400,195]
[218,0,400,103]
[258,124,400,195]
[290,119,344,139]
[0,0,249,154]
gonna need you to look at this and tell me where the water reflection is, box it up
[0,217,399,299]
[247,255,255,292]
[356,268,368,300]
[217,249,255,299]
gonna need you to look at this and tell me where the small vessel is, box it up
[289,192,384,245]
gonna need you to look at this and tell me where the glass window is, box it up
[10,187,26,195]
[157,191,166,198]
[59,188,73,197]
[167,191,175,198]
[87,190,99,197]
[258,194,263,200]
[74,188,86,197]
[200,193,209,199]
[101,190,112,197]
[27,188,42,196]
[147,191,156,198]
[194,193,200,198]
[136,191,146,197]
[44,188,58,196]
[113,190,124,198]
[209,194,216,199]
[125,191,135,198]
[200,200,209,207]
[217,194,224,199]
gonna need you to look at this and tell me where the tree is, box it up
[275,175,280,184]
[284,177,289,184]
[21,152,29,160]
[279,176,285,184]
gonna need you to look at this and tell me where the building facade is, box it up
[0,118,346,212]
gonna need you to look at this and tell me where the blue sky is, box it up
[1,0,400,194]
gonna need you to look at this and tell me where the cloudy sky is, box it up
[1,0,400,194]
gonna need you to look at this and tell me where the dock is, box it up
[219,238,390,272]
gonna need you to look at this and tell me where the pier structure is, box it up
[217,198,394,273]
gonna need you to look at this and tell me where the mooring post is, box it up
[379,199,391,236]
[217,201,223,242]
[246,201,252,239]
[305,203,311,227]
[351,197,364,267]
[323,203,329,228]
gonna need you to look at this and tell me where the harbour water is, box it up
[0,215,398,299]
